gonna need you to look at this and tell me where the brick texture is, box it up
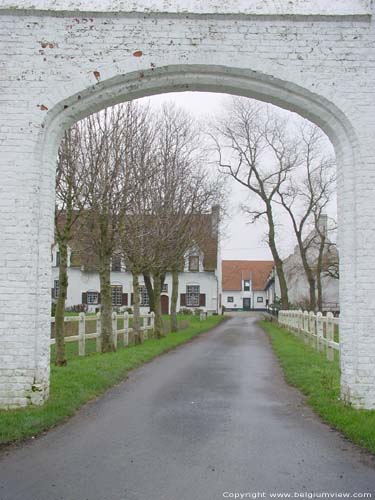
[0,1,375,408]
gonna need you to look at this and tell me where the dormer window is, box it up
[111,255,122,272]
[188,256,199,272]
[243,280,250,291]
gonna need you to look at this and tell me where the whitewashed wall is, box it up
[51,267,219,314]
[1,1,375,408]
[222,290,268,310]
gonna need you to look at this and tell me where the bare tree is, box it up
[276,123,336,311]
[211,97,295,309]
[118,102,159,342]
[80,106,134,352]
[54,124,88,366]
[151,103,223,333]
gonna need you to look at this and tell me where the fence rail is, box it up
[278,310,339,361]
[51,312,155,356]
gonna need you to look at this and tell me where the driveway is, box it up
[0,315,374,499]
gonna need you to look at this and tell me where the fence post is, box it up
[78,312,86,356]
[96,312,102,353]
[316,312,324,352]
[303,311,309,344]
[297,310,303,337]
[112,312,118,350]
[150,311,155,337]
[326,312,334,362]
[309,311,316,348]
[143,315,148,340]
[124,312,129,346]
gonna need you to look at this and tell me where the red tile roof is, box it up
[222,260,274,291]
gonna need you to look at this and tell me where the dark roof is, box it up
[56,210,219,272]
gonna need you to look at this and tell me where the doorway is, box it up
[243,298,251,311]
[161,294,169,315]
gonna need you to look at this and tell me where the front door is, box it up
[161,294,169,315]
[243,298,251,311]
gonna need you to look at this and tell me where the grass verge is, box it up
[260,320,375,455]
[0,315,224,446]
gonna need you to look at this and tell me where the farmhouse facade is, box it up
[222,260,274,311]
[52,209,222,315]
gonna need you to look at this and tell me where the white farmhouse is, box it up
[52,208,222,315]
[222,260,274,311]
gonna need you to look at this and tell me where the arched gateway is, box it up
[0,0,374,409]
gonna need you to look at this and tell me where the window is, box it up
[188,255,199,272]
[227,296,234,303]
[111,255,122,272]
[243,280,250,291]
[186,285,200,307]
[111,285,123,306]
[162,283,168,293]
[257,296,264,303]
[139,285,149,306]
[53,279,59,299]
[87,291,99,305]
[56,251,60,267]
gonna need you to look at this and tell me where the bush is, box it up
[179,307,193,315]
[66,304,87,313]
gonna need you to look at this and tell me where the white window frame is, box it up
[87,291,99,305]
[243,280,250,291]
[139,285,149,306]
[188,255,200,272]
[111,285,123,307]
[186,285,200,307]
[53,279,59,299]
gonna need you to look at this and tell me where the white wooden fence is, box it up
[278,310,340,361]
[51,312,155,356]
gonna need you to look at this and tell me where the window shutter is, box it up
[51,288,54,299]
[180,293,186,306]
[82,292,87,304]
[199,294,206,307]
[131,293,134,305]
[122,293,128,306]
[97,292,101,304]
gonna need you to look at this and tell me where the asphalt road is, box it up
[1,315,375,500]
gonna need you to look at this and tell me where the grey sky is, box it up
[138,91,337,261]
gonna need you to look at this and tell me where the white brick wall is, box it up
[1,1,375,408]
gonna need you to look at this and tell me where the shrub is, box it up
[179,307,193,315]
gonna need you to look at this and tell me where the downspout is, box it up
[214,272,219,314]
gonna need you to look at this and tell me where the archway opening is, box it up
[34,65,359,409]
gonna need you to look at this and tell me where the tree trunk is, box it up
[266,207,289,309]
[99,249,115,352]
[54,238,68,366]
[132,271,143,344]
[170,268,179,332]
[316,234,326,312]
[153,272,163,338]
[143,272,155,313]
[316,273,323,312]
[308,276,317,312]
[297,236,317,312]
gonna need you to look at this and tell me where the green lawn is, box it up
[260,320,375,455]
[0,315,224,446]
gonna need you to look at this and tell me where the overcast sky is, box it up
[138,91,337,262]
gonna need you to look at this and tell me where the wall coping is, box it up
[0,0,371,17]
